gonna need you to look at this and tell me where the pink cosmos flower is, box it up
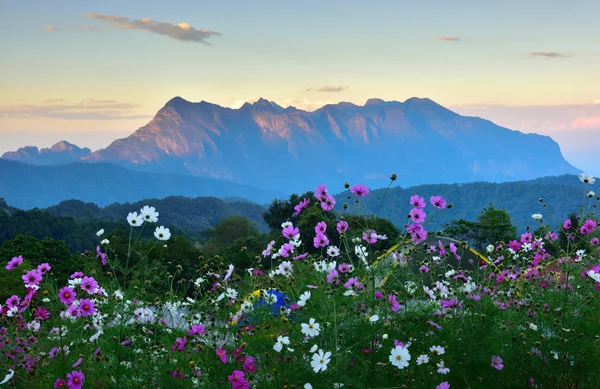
[279,243,294,258]
[580,219,597,235]
[563,219,572,229]
[37,263,51,274]
[351,184,370,197]
[6,295,20,309]
[78,298,96,316]
[409,208,426,224]
[321,194,336,211]
[389,294,400,311]
[35,307,50,320]
[436,382,450,389]
[292,253,308,261]
[22,269,42,286]
[410,195,426,209]
[216,347,228,364]
[336,220,349,233]
[228,369,249,389]
[430,195,447,209]
[172,336,187,352]
[591,237,600,246]
[80,276,99,294]
[5,255,23,271]
[72,357,83,367]
[315,221,327,234]
[58,287,76,306]
[282,225,299,240]
[362,230,378,244]
[338,263,352,273]
[508,240,522,251]
[188,324,205,336]
[520,232,533,244]
[313,233,329,248]
[96,246,107,266]
[293,198,310,216]
[344,277,359,288]
[70,272,84,279]
[327,269,339,284]
[315,184,328,201]
[449,243,460,260]
[491,355,504,370]
[66,370,85,389]
[54,378,67,388]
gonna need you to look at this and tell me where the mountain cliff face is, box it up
[2,97,580,192]
[85,96,579,191]
[2,141,91,165]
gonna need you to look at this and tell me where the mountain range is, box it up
[2,97,580,195]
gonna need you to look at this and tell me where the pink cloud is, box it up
[571,116,600,130]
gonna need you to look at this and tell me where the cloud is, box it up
[316,85,348,93]
[83,13,220,44]
[571,116,600,130]
[434,36,462,41]
[0,99,148,120]
[528,52,573,59]
[45,25,104,33]
[280,98,335,112]
[594,99,600,105]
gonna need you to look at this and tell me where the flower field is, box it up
[2,174,600,388]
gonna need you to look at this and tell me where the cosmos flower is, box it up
[351,184,370,197]
[579,173,596,184]
[5,255,23,271]
[154,226,171,241]
[140,205,159,222]
[301,318,321,337]
[127,212,144,227]
[336,220,349,233]
[389,345,411,369]
[66,370,85,389]
[410,195,426,209]
[430,195,447,209]
[311,349,331,373]
[491,355,504,370]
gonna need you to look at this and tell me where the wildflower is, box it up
[96,246,107,266]
[351,184,370,197]
[154,226,171,241]
[327,246,340,257]
[80,276,99,294]
[369,315,379,323]
[388,294,400,311]
[283,224,300,240]
[416,354,429,365]
[410,195,426,209]
[0,370,14,385]
[5,255,23,271]
[336,220,349,233]
[310,349,331,373]
[315,184,328,200]
[66,370,85,389]
[72,357,83,368]
[273,336,290,352]
[327,269,339,284]
[579,172,596,184]
[321,194,336,211]
[140,205,159,222]
[228,370,249,389]
[588,191,596,198]
[278,261,293,276]
[100,239,109,245]
[430,195,447,209]
[436,360,450,374]
[563,219,572,229]
[53,379,67,388]
[297,291,311,307]
[580,220,597,235]
[430,345,445,355]
[78,298,96,316]
[491,355,504,370]
[126,211,143,227]
[389,345,411,369]
[301,318,321,337]
[226,288,238,299]
[587,270,600,283]
[294,198,310,216]
[279,243,295,258]
[409,208,426,223]
[172,336,187,352]
[22,269,42,286]
[436,383,450,389]
[528,323,538,331]
[216,347,228,364]
[531,214,542,220]
[96,228,104,236]
[314,233,329,248]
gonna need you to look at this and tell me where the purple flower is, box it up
[78,298,96,316]
[580,219,597,235]
[22,269,42,286]
[172,336,187,352]
[315,184,328,201]
[80,276,99,294]
[491,355,504,370]
[278,243,294,258]
[520,232,533,244]
[409,208,426,223]
[321,194,336,211]
[430,195,447,209]
[336,220,349,233]
[96,246,108,266]
[293,198,310,216]
[6,295,20,308]
[72,357,83,367]
[362,230,378,244]
[327,269,339,284]
[188,324,205,335]
[58,287,76,306]
[436,382,450,389]
[563,219,572,229]
[388,294,400,311]
[410,195,426,209]
[315,221,327,234]
[37,263,51,274]
[66,370,85,389]
[351,184,370,198]
[54,379,67,388]
[338,263,352,273]
[282,225,299,240]
[216,347,228,364]
[292,252,309,261]
[5,255,23,271]
[313,233,329,248]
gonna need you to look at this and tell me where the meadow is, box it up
[1,174,600,388]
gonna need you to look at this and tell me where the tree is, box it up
[205,216,260,246]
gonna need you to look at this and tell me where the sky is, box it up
[1,0,599,175]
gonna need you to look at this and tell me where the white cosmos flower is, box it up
[278,261,293,276]
[301,318,321,337]
[226,288,238,299]
[326,245,340,257]
[486,244,495,253]
[96,228,104,236]
[154,226,171,241]
[416,354,429,365]
[528,323,538,331]
[100,239,110,245]
[587,270,600,283]
[127,212,144,227]
[140,205,159,222]
[273,336,290,352]
[437,360,450,374]
[532,214,543,220]
[310,344,318,353]
[0,369,14,385]
[588,191,596,198]
[304,384,313,389]
[389,345,411,369]
[579,173,596,184]
[298,291,311,307]
[281,221,293,228]
[430,345,445,355]
[310,349,331,373]
[369,315,379,323]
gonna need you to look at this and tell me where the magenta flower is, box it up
[54,379,67,388]
[96,246,107,266]
[313,233,329,248]
[320,194,336,211]
[410,195,426,209]
[362,230,378,244]
[59,287,77,306]
[66,370,85,389]
[80,276,99,294]
[6,295,20,309]
[344,276,359,288]
[188,324,205,336]
[520,232,533,244]
[37,262,51,274]
[5,255,23,271]
[72,357,83,367]
[563,219,572,229]
[580,219,597,235]
[351,184,370,198]
[70,272,84,279]
[430,195,447,209]
[315,221,327,234]
[282,225,299,240]
[409,208,426,224]
[336,220,349,233]
[591,237,600,246]
[436,382,450,389]
[338,263,352,273]
[293,198,310,216]
[279,243,294,258]
[172,336,187,352]
[315,184,328,201]
[508,240,522,251]
[216,347,228,364]
[78,298,96,316]
[35,307,50,320]
[292,253,308,261]
[22,269,42,286]
[449,243,460,260]
[327,269,339,284]
[389,294,400,311]
[228,369,249,389]
[491,355,504,370]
